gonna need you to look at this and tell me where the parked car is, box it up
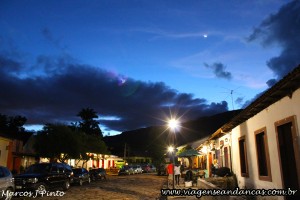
[141,164,150,173]
[0,166,15,199]
[118,165,134,175]
[89,168,106,181]
[115,160,125,169]
[72,168,91,186]
[14,163,72,192]
[149,165,157,172]
[132,165,142,174]
[61,163,74,184]
[142,164,156,173]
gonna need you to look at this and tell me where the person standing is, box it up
[211,159,218,177]
[174,164,181,186]
[167,163,174,188]
[180,163,184,174]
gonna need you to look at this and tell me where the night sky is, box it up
[0,0,299,135]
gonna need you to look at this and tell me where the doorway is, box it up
[224,147,229,168]
[276,116,300,199]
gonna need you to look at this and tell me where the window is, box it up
[57,163,65,173]
[51,165,58,173]
[238,136,249,177]
[255,127,272,181]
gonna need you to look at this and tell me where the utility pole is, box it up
[124,143,127,160]
[230,90,234,110]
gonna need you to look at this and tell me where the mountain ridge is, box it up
[103,110,242,159]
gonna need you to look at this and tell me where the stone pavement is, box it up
[11,174,246,200]
[13,173,166,200]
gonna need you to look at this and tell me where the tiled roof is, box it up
[210,64,300,140]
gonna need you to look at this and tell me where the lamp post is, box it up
[168,118,179,189]
[167,146,175,188]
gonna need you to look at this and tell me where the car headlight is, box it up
[27,178,38,183]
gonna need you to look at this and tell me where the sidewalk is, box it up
[161,178,246,200]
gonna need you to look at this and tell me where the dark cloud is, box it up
[266,79,277,87]
[248,1,300,82]
[0,54,228,133]
[241,90,265,109]
[235,97,244,108]
[204,62,232,80]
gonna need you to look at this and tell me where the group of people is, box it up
[166,159,223,188]
[167,162,196,187]
[167,163,182,186]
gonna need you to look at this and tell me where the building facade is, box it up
[187,65,300,200]
[202,65,300,200]
[231,86,300,198]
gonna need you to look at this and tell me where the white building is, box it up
[207,65,300,200]
[40,153,124,170]
[197,65,300,199]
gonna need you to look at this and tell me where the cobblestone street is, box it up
[13,173,166,200]
[63,174,166,200]
[12,174,242,200]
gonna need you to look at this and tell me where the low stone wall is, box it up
[197,177,280,200]
[197,178,220,189]
[204,176,237,189]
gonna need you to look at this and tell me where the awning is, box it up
[177,149,201,157]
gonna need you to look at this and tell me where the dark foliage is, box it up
[0,114,27,133]
[77,108,103,138]
[34,123,108,163]
[0,113,32,143]
[34,124,82,162]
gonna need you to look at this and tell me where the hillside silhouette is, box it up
[104,110,241,159]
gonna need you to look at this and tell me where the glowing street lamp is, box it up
[167,145,175,189]
[168,119,179,131]
[168,146,174,153]
[167,118,179,189]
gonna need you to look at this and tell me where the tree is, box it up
[35,123,109,165]
[0,114,9,131]
[8,115,27,132]
[34,124,81,162]
[77,133,108,167]
[0,114,27,133]
[77,108,103,138]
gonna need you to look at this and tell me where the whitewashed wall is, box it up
[231,88,300,200]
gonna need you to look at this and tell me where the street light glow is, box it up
[168,119,179,130]
[166,117,180,189]
[168,146,174,153]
